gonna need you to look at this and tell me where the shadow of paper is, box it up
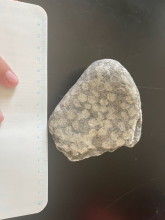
[0,84,16,100]
[0,85,17,126]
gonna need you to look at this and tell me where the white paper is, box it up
[0,0,48,219]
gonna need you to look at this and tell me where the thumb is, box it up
[0,56,19,88]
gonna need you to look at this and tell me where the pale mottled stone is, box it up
[49,59,142,161]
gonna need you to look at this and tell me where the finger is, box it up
[0,56,19,88]
[0,0,19,123]
[0,110,4,123]
[0,0,18,123]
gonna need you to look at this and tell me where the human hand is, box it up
[0,0,19,123]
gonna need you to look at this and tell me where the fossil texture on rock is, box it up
[49,59,142,161]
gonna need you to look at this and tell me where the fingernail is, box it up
[0,111,4,123]
[5,70,19,86]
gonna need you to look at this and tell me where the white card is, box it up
[0,0,48,219]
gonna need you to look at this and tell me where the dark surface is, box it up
[18,0,165,219]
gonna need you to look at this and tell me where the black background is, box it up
[17,0,165,219]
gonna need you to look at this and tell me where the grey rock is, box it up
[49,59,142,161]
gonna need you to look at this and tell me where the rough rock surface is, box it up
[49,59,142,161]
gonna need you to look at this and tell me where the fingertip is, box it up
[0,111,4,123]
[0,56,19,88]
[5,70,19,88]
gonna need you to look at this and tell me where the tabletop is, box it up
[18,0,165,219]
